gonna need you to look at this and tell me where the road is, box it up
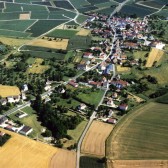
[3,101,31,117]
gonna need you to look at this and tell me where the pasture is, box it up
[117,65,130,73]
[106,102,168,160]
[0,128,57,168]
[81,121,113,157]
[27,38,69,50]
[0,85,20,98]
[145,48,164,67]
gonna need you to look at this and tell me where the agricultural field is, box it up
[145,48,164,67]
[27,38,69,50]
[106,102,168,160]
[27,58,49,74]
[76,28,91,36]
[81,121,113,156]
[138,0,165,9]
[120,4,157,17]
[0,85,20,98]
[107,160,168,168]
[117,65,130,73]
[47,29,78,39]
[49,149,76,168]
[80,156,105,168]
[0,128,57,168]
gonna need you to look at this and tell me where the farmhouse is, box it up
[68,80,78,88]
[107,118,117,124]
[83,52,93,58]
[88,81,102,88]
[119,104,128,111]
[19,125,33,136]
[111,80,128,89]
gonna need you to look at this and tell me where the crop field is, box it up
[26,20,67,37]
[95,1,118,8]
[81,121,113,157]
[138,1,164,9]
[0,85,20,98]
[47,29,78,39]
[117,65,130,73]
[0,20,35,31]
[96,6,116,15]
[76,28,90,36]
[53,1,74,10]
[87,0,110,5]
[76,14,88,24]
[0,128,57,168]
[19,13,30,20]
[120,4,157,17]
[70,0,90,9]
[80,156,105,168]
[106,102,168,160]
[145,48,164,67]
[27,38,69,50]
[107,160,168,168]
[49,149,76,168]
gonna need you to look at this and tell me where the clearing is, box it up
[145,48,164,67]
[0,85,20,98]
[27,38,69,50]
[106,102,168,160]
[81,121,113,157]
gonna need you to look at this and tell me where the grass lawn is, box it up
[57,98,80,109]
[133,50,149,61]
[106,102,168,160]
[77,89,105,107]
[68,119,88,141]
[9,106,43,139]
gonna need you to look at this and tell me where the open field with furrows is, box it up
[107,160,168,168]
[27,38,69,50]
[81,121,113,157]
[76,28,91,36]
[19,13,30,20]
[0,128,57,168]
[106,102,168,160]
[49,149,76,168]
[0,85,20,98]
[146,48,164,67]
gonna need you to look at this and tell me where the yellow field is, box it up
[107,160,168,168]
[0,37,30,46]
[50,149,76,168]
[0,85,20,98]
[146,48,164,67]
[81,121,113,157]
[27,38,69,50]
[27,58,49,74]
[0,128,57,168]
[19,14,30,20]
[117,65,130,73]
[76,28,90,36]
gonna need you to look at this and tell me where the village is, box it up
[0,12,166,145]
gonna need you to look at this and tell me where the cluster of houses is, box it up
[0,115,33,136]
[0,84,28,106]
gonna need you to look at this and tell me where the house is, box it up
[5,125,15,132]
[119,104,128,111]
[44,85,51,91]
[99,61,107,71]
[103,64,113,75]
[21,92,26,100]
[83,52,93,58]
[88,81,102,88]
[111,80,128,89]
[77,64,89,71]
[19,126,33,136]
[0,116,8,125]
[68,80,78,88]
[15,112,28,119]
[0,98,7,105]
[7,95,20,103]
[0,131,5,137]
[107,118,117,124]
[22,84,28,92]
[78,103,87,111]
[112,92,118,99]
[107,98,114,106]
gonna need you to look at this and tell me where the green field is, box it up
[156,93,168,104]
[47,29,78,39]
[9,106,43,139]
[106,102,168,159]
[76,89,105,107]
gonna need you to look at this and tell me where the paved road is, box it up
[3,101,31,117]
